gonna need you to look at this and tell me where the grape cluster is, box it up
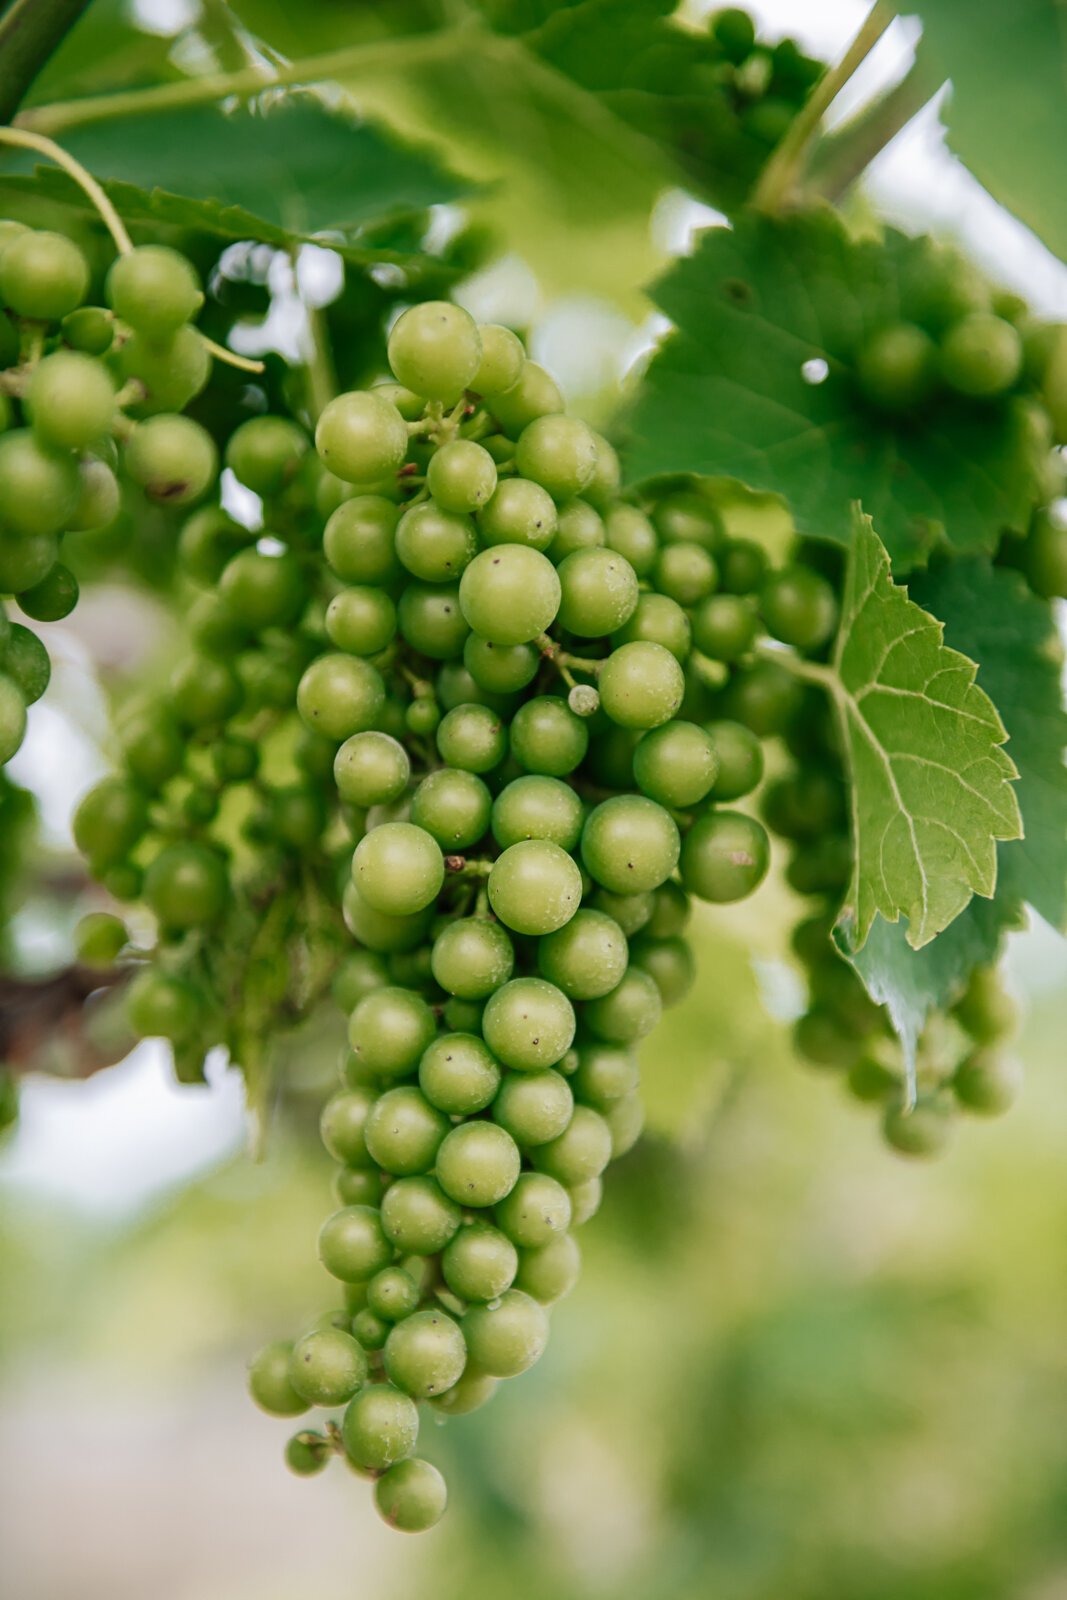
[0,220,220,770]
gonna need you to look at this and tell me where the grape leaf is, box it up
[829,508,1021,953]
[625,210,1043,571]
[916,0,1067,264]
[0,93,466,262]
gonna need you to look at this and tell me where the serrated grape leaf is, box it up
[916,0,1067,264]
[626,210,1043,571]
[830,508,1021,953]
[0,94,466,262]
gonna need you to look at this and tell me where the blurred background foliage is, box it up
[2,0,1067,1596]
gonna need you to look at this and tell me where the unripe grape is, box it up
[397,581,469,660]
[515,415,598,501]
[429,917,514,1000]
[410,766,492,850]
[70,458,120,531]
[477,477,557,550]
[426,438,497,512]
[435,1120,521,1207]
[342,882,435,954]
[631,935,696,1007]
[226,415,308,496]
[62,305,114,355]
[380,1176,462,1254]
[73,778,148,865]
[953,1048,1022,1115]
[633,721,718,808]
[462,1289,548,1377]
[395,501,478,583]
[296,653,385,742]
[436,702,507,773]
[653,542,718,607]
[143,841,228,929]
[319,1204,394,1282]
[0,676,27,762]
[598,641,684,729]
[516,1232,581,1303]
[459,545,561,645]
[583,965,663,1043]
[125,414,218,505]
[126,968,201,1041]
[364,1085,449,1176]
[27,350,115,451]
[488,838,583,935]
[334,731,410,808]
[556,547,639,637]
[496,1171,572,1247]
[375,1458,448,1533]
[856,322,937,411]
[17,563,79,623]
[1,230,89,320]
[940,312,1022,398]
[581,794,680,896]
[490,362,564,434]
[352,821,444,917]
[605,504,658,575]
[285,1433,329,1476]
[471,324,525,396]
[429,1369,498,1416]
[705,720,764,800]
[388,301,481,400]
[219,548,305,630]
[248,1340,309,1417]
[315,391,408,483]
[509,696,588,776]
[288,1326,368,1406]
[419,1032,501,1115]
[73,910,127,969]
[0,429,78,537]
[341,1383,419,1471]
[106,245,203,336]
[324,495,401,583]
[571,1043,639,1107]
[482,976,576,1071]
[492,1068,574,1147]
[118,325,211,413]
[491,774,583,853]
[680,810,770,902]
[883,1094,953,1157]
[348,985,436,1078]
[533,1104,612,1185]
[464,634,540,694]
[760,565,838,651]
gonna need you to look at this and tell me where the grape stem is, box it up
[199,335,266,375]
[0,0,93,126]
[752,1,895,214]
[0,124,133,253]
[444,856,493,878]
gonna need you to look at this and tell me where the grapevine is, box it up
[0,0,1065,1547]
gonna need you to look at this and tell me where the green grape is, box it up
[430,918,514,1000]
[347,985,436,1078]
[952,965,1017,1043]
[0,429,78,537]
[652,490,719,548]
[490,361,564,434]
[388,301,482,400]
[462,1289,548,1378]
[334,731,410,808]
[143,842,227,930]
[583,965,662,1044]
[571,1043,639,1108]
[324,496,401,584]
[0,230,89,320]
[397,582,470,659]
[383,1308,466,1399]
[710,6,756,60]
[464,634,540,695]
[69,458,120,531]
[654,542,718,607]
[856,322,937,411]
[598,642,684,729]
[419,1032,501,1115]
[335,1167,385,1206]
[435,1120,522,1207]
[1022,508,1067,599]
[953,1048,1022,1115]
[716,538,767,595]
[704,720,764,800]
[481,976,575,1071]
[0,676,26,762]
[341,1383,419,1471]
[555,547,639,637]
[395,502,478,583]
[248,1340,309,1417]
[72,778,148,865]
[381,1175,462,1255]
[296,653,385,741]
[581,795,680,896]
[225,416,308,497]
[680,810,770,902]
[332,948,388,1012]
[320,1086,376,1167]
[631,934,695,1007]
[315,391,408,483]
[372,380,424,420]
[549,498,604,560]
[588,887,652,938]
[533,1104,612,1185]
[471,324,525,396]
[792,1006,861,1069]
[492,1068,574,1146]
[442,996,483,1033]
[612,593,691,663]
[496,1170,572,1248]
[459,545,560,646]
[722,660,803,737]
[568,1175,603,1226]
[406,697,441,737]
[691,593,757,662]
[343,881,435,954]
[645,880,691,941]
[427,439,498,513]
[352,821,444,916]
[0,532,58,595]
[477,477,558,550]
[285,1433,329,1476]
[374,1458,448,1533]
[127,969,201,1041]
[515,415,598,501]
[177,507,247,586]
[364,1086,450,1176]
[288,1327,368,1406]
[118,326,210,413]
[515,1232,581,1303]
[845,1056,900,1105]
[73,910,127,968]
[940,312,1022,398]
[633,721,718,808]
[604,504,658,576]
[124,414,218,505]
[604,1090,644,1157]
[2,627,47,709]
[883,1094,953,1157]
[367,1266,420,1323]
[442,1221,519,1302]
[319,1204,394,1282]
[509,696,588,776]
[219,549,304,630]
[106,245,202,335]
[26,350,114,451]
[436,703,507,773]
[410,768,491,850]
[436,661,510,716]
[170,653,243,727]
[537,909,629,1000]
[429,1369,498,1416]
[760,566,837,651]
[491,775,583,852]
[487,838,582,936]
